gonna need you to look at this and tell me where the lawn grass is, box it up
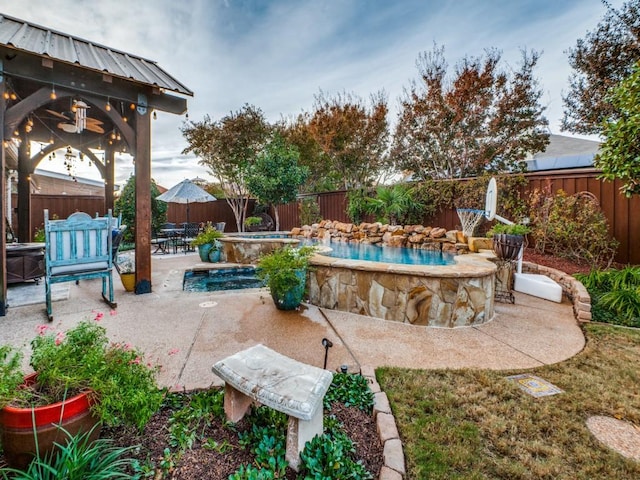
[377,323,640,479]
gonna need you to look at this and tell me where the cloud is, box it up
[3,0,617,187]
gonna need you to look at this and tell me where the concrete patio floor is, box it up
[0,252,586,391]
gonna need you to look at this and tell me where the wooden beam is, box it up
[1,49,189,114]
[0,68,8,315]
[134,94,152,294]
[17,131,32,243]
[104,145,115,213]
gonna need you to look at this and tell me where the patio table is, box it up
[160,228,185,254]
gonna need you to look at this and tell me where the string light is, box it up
[3,91,9,100]
[105,98,111,111]
[50,86,57,100]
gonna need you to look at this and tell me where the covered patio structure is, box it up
[0,13,192,315]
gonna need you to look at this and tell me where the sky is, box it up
[1,0,620,189]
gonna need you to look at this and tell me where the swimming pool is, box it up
[311,241,455,265]
[183,267,264,292]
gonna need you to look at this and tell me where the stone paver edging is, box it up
[521,261,591,322]
[361,366,406,479]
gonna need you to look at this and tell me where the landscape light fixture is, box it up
[322,338,333,370]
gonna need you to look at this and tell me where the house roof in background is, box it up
[0,13,193,96]
[526,134,600,171]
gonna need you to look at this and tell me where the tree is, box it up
[181,104,271,232]
[307,90,390,190]
[114,175,166,243]
[364,184,420,226]
[563,0,640,135]
[278,114,341,193]
[392,45,549,180]
[595,62,640,197]
[246,133,309,230]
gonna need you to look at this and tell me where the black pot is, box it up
[493,234,524,261]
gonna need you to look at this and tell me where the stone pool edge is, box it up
[308,252,497,328]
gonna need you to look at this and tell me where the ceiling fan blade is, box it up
[86,124,105,134]
[46,109,71,120]
[86,117,104,126]
[57,122,78,133]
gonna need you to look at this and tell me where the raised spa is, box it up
[307,252,496,328]
[219,232,300,264]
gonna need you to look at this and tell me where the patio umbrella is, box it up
[156,179,216,224]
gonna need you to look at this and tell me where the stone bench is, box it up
[212,344,333,471]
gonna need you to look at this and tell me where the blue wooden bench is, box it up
[44,210,117,321]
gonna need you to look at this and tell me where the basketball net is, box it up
[456,208,485,237]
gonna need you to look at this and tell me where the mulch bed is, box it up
[522,248,595,275]
[0,396,383,479]
[105,399,382,479]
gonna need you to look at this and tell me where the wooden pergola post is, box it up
[134,94,151,294]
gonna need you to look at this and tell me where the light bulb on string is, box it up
[50,86,57,100]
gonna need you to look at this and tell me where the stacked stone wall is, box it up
[290,220,470,255]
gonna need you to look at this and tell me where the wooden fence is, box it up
[14,168,640,264]
[277,169,640,265]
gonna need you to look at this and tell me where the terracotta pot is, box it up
[0,373,101,469]
[119,272,135,292]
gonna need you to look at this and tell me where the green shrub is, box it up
[299,196,322,226]
[0,426,136,479]
[529,188,618,268]
[29,319,163,429]
[346,188,371,224]
[323,373,374,412]
[575,266,640,327]
[364,184,422,225]
[256,246,316,299]
[299,430,372,479]
[486,223,531,237]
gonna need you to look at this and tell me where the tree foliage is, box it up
[246,133,309,230]
[306,90,390,190]
[114,175,166,243]
[279,115,340,193]
[563,0,640,135]
[392,45,549,180]
[181,104,271,232]
[596,62,640,196]
[365,184,421,226]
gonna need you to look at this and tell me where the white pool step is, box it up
[513,273,562,303]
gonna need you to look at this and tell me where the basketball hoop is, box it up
[456,208,485,237]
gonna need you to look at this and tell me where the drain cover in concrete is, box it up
[506,374,563,398]
[199,301,218,308]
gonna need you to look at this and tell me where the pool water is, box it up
[309,240,456,266]
[183,242,456,292]
[183,267,264,292]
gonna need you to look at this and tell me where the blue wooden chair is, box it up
[44,210,116,321]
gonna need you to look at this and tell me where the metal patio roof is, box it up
[0,13,193,97]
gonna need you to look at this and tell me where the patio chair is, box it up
[180,222,200,253]
[44,209,116,321]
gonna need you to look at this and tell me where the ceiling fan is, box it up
[45,100,105,134]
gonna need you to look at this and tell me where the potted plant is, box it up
[256,245,316,310]
[0,317,163,469]
[116,254,136,291]
[191,224,224,262]
[244,216,262,232]
[487,223,531,261]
